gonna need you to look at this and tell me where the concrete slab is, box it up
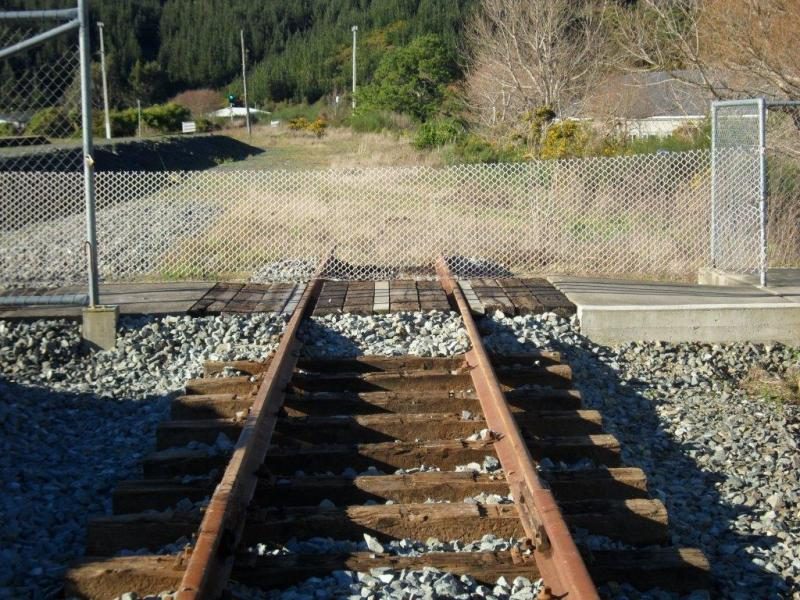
[698,267,800,304]
[548,276,800,344]
[549,276,786,306]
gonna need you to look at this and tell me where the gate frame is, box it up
[0,0,99,306]
[711,98,800,287]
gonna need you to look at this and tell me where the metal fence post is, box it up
[710,103,717,269]
[78,0,100,306]
[757,98,768,287]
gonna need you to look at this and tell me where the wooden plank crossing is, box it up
[389,280,419,312]
[416,280,450,311]
[342,281,374,315]
[467,278,576,317]
[0,279,573,318]
[313,281,349,315]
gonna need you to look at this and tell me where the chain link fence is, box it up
[1,151,715,286]
[765,103,800,269]
[712,99,800,282]
[0,15,83,173]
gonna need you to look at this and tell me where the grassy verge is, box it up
[219,124,445,170]
[742,367,800,406]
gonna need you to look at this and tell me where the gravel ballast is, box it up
[0,313,286,599]
[300,311,469,357]
[2,307,798,599]
[483,311,800,599]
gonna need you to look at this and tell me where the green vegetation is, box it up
[95,103,191,137]
[414,118,465,149]
[359,35,457,121]
[0,122,17,137]
[25,107,76,137]
[288,116,329,138]
[0,0,474,106]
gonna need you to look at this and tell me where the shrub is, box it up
[349,109,395,133]
[539,120,589,160]
[195,117,218,133]
[142,102,190,133]
[306,117,328,138]
[287,115,328,137]
[0,122,17,137]
[170,89,223,118]
[271,101,324,123]
[414,118,465,149]
[288,116,310,131]
[25,107,75,137]
[454,134,524,164]
[107,109,139,137]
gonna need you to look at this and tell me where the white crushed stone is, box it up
[299,311,469,357]
[0,313,286,598]
[483,310,800,599]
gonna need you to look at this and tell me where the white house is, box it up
[208,106,270,119]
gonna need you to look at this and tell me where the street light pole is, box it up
[240,29,251,137]
[351,25,358,110]
[97,21,111,139]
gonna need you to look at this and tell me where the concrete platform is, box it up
[698,267,800,304]
[549,276,800,345]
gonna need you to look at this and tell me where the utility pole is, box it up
[137,99,142,138]
[240,29,251,137]
[97,21,111,140]
[351,25,358,110]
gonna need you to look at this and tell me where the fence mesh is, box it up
[0,16,82,173]
[711,101,762,273]
[765,104,800,268]
[1,151,714,286]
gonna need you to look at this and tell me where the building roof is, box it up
[584,71,711,119]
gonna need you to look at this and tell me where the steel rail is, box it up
[436,257,600,600]
[175,277,323,600]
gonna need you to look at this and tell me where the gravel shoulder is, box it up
[483,312,800,599]
[0,314,286,599]
[1,309,798,599]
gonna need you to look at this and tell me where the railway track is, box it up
[65,264,710,599]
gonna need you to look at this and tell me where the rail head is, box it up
[175,277,323,600]
[435,257,600,600]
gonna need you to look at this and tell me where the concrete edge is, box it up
[577,302,800,344]
[577,302,800,312]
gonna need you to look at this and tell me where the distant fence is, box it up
[0,150,718,286]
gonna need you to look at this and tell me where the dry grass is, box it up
[219,125,445,170]
[150,153,711,281]
[741,366,800,406]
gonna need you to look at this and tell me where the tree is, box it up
[130,60,166,104]
[359,34,458,120]
[464,0,610,127]
[616,0,800,99]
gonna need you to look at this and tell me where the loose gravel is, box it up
[4,306,798,599]
[0,313,285,599]
[483,311,800,599]
[300,311,470,357]
[1,196,221,287]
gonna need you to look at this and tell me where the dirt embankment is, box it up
[0,134,263,172]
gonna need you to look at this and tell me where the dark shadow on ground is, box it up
[0,134,263,172]
[0,377,170,599]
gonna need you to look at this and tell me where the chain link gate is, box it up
[0,1,99,303]
[712,99,800,286]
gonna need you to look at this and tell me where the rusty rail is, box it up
[174,277,323,600]
[436,257,600,600]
